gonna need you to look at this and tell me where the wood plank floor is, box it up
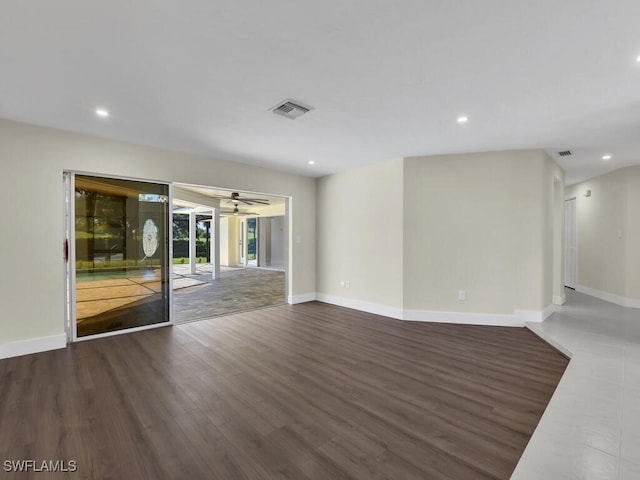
[0,302,568,480]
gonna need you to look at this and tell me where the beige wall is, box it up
[403,150,561,315]
[552,176,565,303]
[316,150,563,320]
[316,159,404,311]
[544,155,566,305]
[220,217,230,266]
[227,217,240,267]
[0,116,565,350]
[270,216,286,268]
[626,168,640,299]
[566,166,640,300]
[219,217,242,267]
[0,119,315,346]
[220,218,229,265]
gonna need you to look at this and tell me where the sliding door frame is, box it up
[63,172,75,343]
[63,170,174,343]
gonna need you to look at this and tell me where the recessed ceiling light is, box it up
[308,160,315,165]
[457,116,469,124]
[95,108,109,117]
[602,154,612,160]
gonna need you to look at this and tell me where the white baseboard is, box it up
[305,293,559,328]
[315,293,403,320]
[0,334,67,360]
[544,303,556,320]
[403,309,522,327]
[576,284,640,309]
[553,293,566,306]
[288,293,317,304]
[314,294,557,327]
[515,304,555,323]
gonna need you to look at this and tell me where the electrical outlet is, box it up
[458,290,466,300]
[345,280,350,289]
[340,280,345,288]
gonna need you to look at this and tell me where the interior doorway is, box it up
[172,185,288,323]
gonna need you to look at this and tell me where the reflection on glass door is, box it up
[73,175,170,338]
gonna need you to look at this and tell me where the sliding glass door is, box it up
[247,217,258,266]
[70,174,170,338]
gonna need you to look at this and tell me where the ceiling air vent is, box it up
[557,150,573,157]
[271,99,313,120]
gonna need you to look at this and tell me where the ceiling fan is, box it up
[218,206,258,217]
[217,192,269,206]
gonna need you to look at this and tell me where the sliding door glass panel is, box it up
[74,175,170,337]
[247,218,257,266]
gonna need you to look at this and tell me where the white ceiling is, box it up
[1,1,639,185]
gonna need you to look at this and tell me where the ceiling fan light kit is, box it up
[218,192,270,206]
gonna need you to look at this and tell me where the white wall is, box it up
[316,159,404,315]
[0,119,315,354]
[270,216,286,269]
[552,176,565,304]
[257,217,271,266]
[544,156,566,306]
[404,150,561,317]
[626,168,640,300]
[316,150,562,325]
[566,166,640,304]
[404,152,517,314]
[0,116,567,355]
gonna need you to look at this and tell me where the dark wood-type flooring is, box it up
[0,302,568,480]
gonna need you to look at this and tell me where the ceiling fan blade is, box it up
[220,211,258,217]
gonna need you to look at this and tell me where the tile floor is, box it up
[512,288,640,480]
[172,264,286,323]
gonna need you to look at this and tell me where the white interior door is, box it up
[564,198,577,288]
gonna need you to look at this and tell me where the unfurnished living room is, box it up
[1,2,640,479]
